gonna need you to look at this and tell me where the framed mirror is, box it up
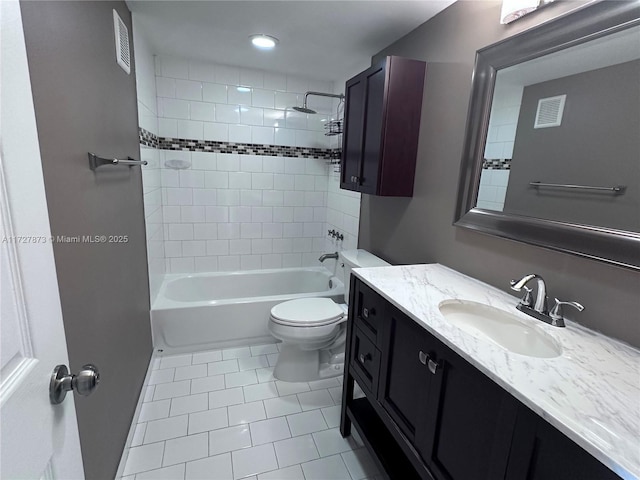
[455,1,640,271]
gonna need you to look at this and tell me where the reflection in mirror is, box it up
[477,25,639,233]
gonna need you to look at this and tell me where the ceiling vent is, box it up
[534,94,566,129]
[113,10,131,74]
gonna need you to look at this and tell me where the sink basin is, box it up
[438,300,562,358]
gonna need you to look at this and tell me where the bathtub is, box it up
[151,267,344,352]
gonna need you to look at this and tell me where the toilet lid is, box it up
[271,298,345,326]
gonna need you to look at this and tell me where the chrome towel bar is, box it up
[529,181,626,194]
[89,152,148,170]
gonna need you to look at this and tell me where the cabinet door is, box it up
[418,346,518,480]
[506,407,620,480]
[341,73,366,191]
[359,61,386,194]
[378,304,434,453]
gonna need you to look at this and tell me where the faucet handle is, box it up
[520,286,534,307]
[549,298,584,325]
[510,279,533,306]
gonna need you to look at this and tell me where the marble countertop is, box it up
[352,264,640,480]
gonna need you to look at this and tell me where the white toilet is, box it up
[269,249,390,382]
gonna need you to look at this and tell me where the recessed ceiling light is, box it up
[250,34,279,50]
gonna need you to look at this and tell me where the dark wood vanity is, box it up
[340,277,621,480]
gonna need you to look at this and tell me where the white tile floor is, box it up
[120,342,381,480]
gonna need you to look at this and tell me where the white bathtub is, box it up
[151,267,344,352]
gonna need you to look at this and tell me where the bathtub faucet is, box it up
[318,252,339,263]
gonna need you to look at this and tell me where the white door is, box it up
[0,1,84,478]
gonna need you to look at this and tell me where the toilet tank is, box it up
[339,249,390,304]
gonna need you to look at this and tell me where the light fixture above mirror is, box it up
[500,0,556,24]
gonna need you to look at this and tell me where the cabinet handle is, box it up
[350,175,360,184]
[359,353,371,364]
[418,351,428,365]
[428,358,440,375]
[362,307,375,319]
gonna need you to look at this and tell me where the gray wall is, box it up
[20,2,152,478]
[505,60,640,231]
[361,0,640,347]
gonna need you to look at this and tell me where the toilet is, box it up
[269,249,390,382]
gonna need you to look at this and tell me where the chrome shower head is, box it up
[291,91,345,115]
[293,105,317,114]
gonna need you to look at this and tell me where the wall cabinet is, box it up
[341,277,620,480]
[340,56,426,196]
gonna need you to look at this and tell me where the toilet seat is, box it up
[270,298,345,327]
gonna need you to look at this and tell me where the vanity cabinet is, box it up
[340,56,425,197]
[341,277,621,480]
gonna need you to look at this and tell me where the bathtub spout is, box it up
[318,252,339,263]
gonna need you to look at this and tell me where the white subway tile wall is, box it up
[133,21,165,304]
[477,169,510,212]
[476,79,521,212]
[134,42,361,279]
[485,82,523,161]
[155,55,341,150]
[153,56,359,274]
[160,150,339,273]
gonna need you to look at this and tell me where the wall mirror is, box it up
[455,1,640,271]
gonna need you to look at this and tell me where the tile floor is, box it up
[120,342,381,480]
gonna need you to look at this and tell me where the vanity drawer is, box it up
[350,326,381,397]
[354,281,385,347]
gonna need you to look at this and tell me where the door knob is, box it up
[50,364,100,405]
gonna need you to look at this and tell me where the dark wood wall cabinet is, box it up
[340,277,621,480]
[340,56,426,196]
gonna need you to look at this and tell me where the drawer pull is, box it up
[359,353,372,364]
[418,351,428,365]
[428,358,440,375]
[362,307,375,319]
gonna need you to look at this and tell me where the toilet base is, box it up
[273,342,345,382]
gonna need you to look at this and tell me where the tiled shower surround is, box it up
[133,26,361,300]
[159,149,335,273]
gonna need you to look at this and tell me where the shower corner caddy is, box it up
[325,119,343,136]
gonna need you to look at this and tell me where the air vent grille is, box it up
[113,10,130,74]
[534,94,566,128]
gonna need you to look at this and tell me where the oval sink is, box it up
[438,300,562,358]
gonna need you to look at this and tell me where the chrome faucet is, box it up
[510,274,548,314]
[318,252,339,263]
[509,274,584,327]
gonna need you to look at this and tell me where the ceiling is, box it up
[127,0,455,82]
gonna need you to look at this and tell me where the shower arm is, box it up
[302,91,345,108]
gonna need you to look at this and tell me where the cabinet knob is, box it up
[359,353,372,364]
[418,351,428,365]
[362,307,375,319]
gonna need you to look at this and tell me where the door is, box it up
[359,61,385,195]
[0,1,84,478]
[378,305,434,453]
[341,73,366,191]
[505,407,620,480]
[418,345,518,480]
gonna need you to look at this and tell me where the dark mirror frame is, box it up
[455,1,640,271]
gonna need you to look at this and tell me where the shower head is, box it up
[292,91,344,115]
[293,105,317,114]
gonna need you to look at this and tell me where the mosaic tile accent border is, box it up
[482,158,511,170]
[139,128,339,160]
[139,128,158,148]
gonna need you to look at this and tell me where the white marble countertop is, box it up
[352,264,640,480]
